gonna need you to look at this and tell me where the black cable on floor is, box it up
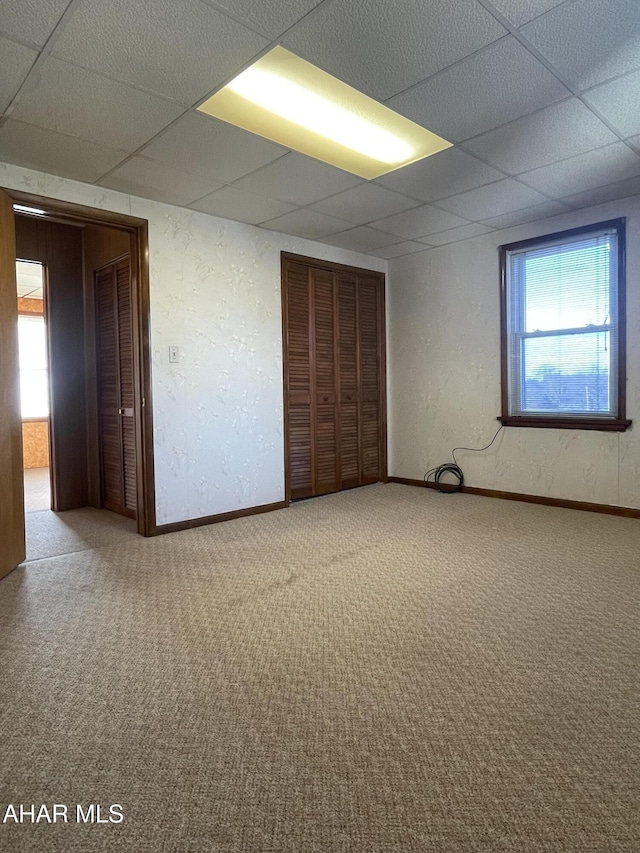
[424,425,504,493]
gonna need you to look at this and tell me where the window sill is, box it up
[22,417,49,424]
[498,416,632,432]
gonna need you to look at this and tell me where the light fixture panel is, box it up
[198,47,452,180]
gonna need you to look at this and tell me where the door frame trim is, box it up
[280,252,387,504]
[4,188,156,536]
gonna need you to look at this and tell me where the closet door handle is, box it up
[118,407,125,415]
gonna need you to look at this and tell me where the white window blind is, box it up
[505,227,618,419]
[18,315,49,418]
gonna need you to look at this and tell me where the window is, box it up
[499,219,629,431]
[18,315,49,418]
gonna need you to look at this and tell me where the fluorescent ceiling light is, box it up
[13,204,46,216]
[198,47,452,180]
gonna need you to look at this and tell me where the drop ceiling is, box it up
[1,0,639,258]
[16,260,44,299]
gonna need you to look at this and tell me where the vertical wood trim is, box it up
[378,272,388,481]
[0,190,25,577]
[499,244,509,419]
[280,253,292,505]
[131,224,156,535]
[617,218,627,423]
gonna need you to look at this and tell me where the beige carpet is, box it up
[23,467,51,514]
[24,506,136,562]
[1,484,639,852]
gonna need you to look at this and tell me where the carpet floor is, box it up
[1,484,639,852]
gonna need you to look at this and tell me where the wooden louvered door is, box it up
[337,273,360,489]
[286,262,314,498]
[357,274,382,484]
[284,256,385,501]
[312,267,339,495]
[336,271,384,487]
[95,256,136,518]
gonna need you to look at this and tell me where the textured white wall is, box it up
[387,195,640,508]
[0,162,385,525]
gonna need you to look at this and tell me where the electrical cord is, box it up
[424,425,504,493]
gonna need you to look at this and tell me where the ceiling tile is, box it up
[421,223,494,246]
[11,57,185,152]
[211,0,322,38]
[261,209,351,240]
[0,119,127,182]
[99,155,224,206]
[582,70,640,139]
[463,99,618,174]
[387,37,570,142]
[0,37,37,113]
[52,0,268,105]
[521,0,640,91]
[376,148,503,203]
[373,241,431,259]
[0,0,70,48]
[487,0,567,27]
[436,178,549,220]
[232,153,362,206]
[518,143,640,198]
[283,0,505,100]
[321,226,398,253]
[309,183,419,224]
[189,186,295,224]
[560,175,640,211]
[481,200,573,230]
[370,205,471,240]
[17,283,42,297]
[142,112,288,183]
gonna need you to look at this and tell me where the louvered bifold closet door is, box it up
[116,259,137,514]
[312,267,339,494]
[286,262,314,498]
[337,273,360,489]
[284,257,384,500]
[358,275,382,483]
[96,266,123,514]
[95,257,136,518]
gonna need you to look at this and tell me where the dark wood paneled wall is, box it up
[15,215,86,511]
[82,225,130,507]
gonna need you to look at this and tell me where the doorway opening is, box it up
[1,188,156,578]
[17,260,52,514]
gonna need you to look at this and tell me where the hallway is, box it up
[23,466,136,563]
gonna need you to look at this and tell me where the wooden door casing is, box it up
[0,190,25,578]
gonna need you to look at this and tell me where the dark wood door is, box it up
[284,256,385,501]
[95,257,136,518]
[312,266,339,495]
[0,190,25,578]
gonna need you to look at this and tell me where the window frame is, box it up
[498,218,630,432]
